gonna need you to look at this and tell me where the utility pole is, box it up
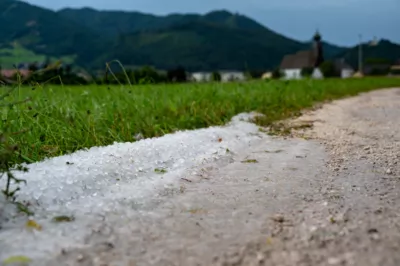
[358,34,363,74]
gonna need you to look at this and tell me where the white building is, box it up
[190,71,246,82]
[279,50,318,80]
[190,72,212,82]
[220,71,246,82]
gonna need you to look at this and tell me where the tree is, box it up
[167,66,187,82]
[271,68,283,79]
[211,71,221,82]
[65,64,72,75]
[301,67,314,78]
[368,67,390,76]
[247,70,264,79]
[138,66,165,84]
[365,57,392,64]
[319,61,339,78]
[28,62,38,72]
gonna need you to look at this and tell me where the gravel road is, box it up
[215,87,400,266]
[3,88,400,266]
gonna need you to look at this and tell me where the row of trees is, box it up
[1,56,273,85]
[95,66,188,85]
[0,63,343,85]
[0,62,88,85]
[2,59,395,85]
[28,64,89,85]
[96,67,267,85]
[0,64,191,85]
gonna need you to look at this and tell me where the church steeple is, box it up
[313,30,321,42]
[312,30,324,67]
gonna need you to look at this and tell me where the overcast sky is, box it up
[24,0,400,46]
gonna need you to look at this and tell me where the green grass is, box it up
[2,77,400,164]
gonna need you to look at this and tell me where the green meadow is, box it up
[2,77,400,163]
[0,44,75,68]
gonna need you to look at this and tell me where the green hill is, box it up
[59,8,346,70]
[1,0,399,72]
[337,39,400,68]
[58,7,200,36]
[0,0,110,67]
[0,43,75,68]
[98,20,306,71]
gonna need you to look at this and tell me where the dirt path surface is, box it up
[2,88,400,266]
[215,87,400,266]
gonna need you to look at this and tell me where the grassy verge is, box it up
[2,77,400,163]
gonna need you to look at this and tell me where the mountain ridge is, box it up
[57,6,348,70]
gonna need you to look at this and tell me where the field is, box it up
[2,77,400,164]
[0,43,75,68]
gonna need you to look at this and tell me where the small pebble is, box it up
[328,257,341,265]
[368,228,379,234]
[77,254,84,262]
[256,252,265,263]
[368,228,380,240]
[386,168,392,175]
[272,214,285,223]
